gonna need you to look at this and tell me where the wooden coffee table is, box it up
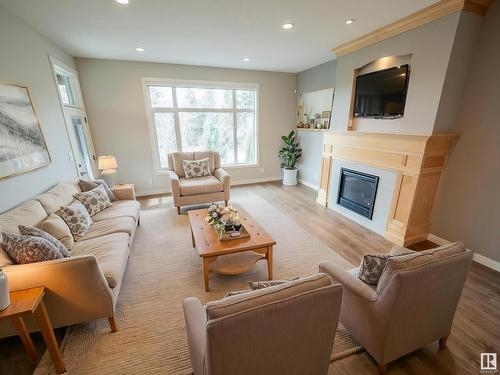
[188,205,276,291]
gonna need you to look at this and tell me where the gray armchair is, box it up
[168,151,230,214]
[319,242,472,374]
[183,273,343,375]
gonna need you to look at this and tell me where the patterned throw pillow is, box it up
[74,185,112,216]
[18,225,71,258]
[358,249,416,285]
[1,233,63,264]
[181,158,211,179]
[248,276,300,290]
[79,179,117,202]
[60,201,93,241]
[41,214,74,250]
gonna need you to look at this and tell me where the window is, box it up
[144,79,257,171]
[53,67,80,107]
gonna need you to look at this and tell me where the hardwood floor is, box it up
[1,182,498,374]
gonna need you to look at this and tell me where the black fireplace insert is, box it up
[337,168,379,219]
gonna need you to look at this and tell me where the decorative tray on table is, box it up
[216,225,250,241]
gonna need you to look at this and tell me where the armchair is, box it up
[168,151,230,214]
[183,273,343,375]
[319,242,472,374]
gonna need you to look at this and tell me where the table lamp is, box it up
[98,155,118,187]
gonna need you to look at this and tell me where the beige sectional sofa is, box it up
[0,180,140,338]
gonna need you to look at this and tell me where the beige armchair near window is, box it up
[183,273,343,375]
[319,242,472,374]
[168,151,230,214]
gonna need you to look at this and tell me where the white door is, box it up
[50,57,97,180]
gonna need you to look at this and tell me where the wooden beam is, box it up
[332,0,492,57]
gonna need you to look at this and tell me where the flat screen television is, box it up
[353,64,410,118]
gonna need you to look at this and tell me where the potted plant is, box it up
[279,130,302,186]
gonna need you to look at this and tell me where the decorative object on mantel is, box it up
[97,154,118,188]
[0,268,9,311]
[205,203,247,240]
[279,130,302,185]
[0,82,51,179]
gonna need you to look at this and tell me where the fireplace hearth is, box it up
[337,168,379,219]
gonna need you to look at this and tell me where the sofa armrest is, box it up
[214,168,230,192]
[183,297,207,375]
[2,256,114,334]
[169,170,181,197]
[319,261,379,302]
[112,185,136,201]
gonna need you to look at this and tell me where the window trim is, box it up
[141,77,259,174]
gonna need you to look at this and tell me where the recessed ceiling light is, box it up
[115,0,129,4]
[282,23,294,30]
[243,57,250,62]
[135,47,145,52]
[345,19,355,25]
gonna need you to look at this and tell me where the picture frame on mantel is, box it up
[0,82,51,179]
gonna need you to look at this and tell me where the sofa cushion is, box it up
[206,273,332,320]
[0,200,48,267]
[376,242,466,294]
[41,214,74,250]
[182,158,211,179]
[72,233,130,288]
[92,200,140,222]
[180,176,223,196]
[74,185,112,216]
[60,201,94,241]
[35,181,81,215]
[18,225,71,258]
[81,216,136,240]
[1,233,63,264]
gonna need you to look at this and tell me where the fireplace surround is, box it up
[316,132,458,246]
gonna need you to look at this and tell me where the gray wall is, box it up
[0,5,77,213]
[432,1,500,263]
[76,58,296,195]
[296,60,336,94]
[331,12,462,135]
[295,61,336,189]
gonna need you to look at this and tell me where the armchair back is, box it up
[168,151,221,178]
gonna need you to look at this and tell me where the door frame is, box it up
[49,56,98,178]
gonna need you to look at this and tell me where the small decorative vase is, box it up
[0,268,10,311]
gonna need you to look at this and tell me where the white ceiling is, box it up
[0,0,438,73]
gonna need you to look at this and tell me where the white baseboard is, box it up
[231,176,282,186]
[135,176,282,196]
[428,233,500,272]
[298,179,319,191]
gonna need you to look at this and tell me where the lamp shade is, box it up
[98,155,117,171]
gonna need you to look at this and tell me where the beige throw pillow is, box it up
[41,214,74,250]
[182,158,211,179]
[60,201,93,241]
[74,185,112,216]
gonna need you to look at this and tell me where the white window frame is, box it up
[142,77,259,174]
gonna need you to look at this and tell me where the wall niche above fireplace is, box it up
[337,168,379,219]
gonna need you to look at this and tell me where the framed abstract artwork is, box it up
[0,82,51,179]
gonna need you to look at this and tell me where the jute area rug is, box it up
[34,196,362,374]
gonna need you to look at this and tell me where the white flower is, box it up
[212,212,218,218]
[209,204,217,211]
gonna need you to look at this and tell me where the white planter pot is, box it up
[283,168,298,185]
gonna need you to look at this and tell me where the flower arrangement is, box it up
[205,203,240,233]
